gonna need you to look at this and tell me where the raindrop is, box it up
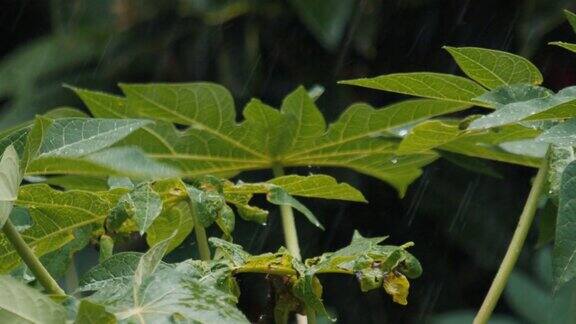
[398,129,408,137]
[391,157,398,164]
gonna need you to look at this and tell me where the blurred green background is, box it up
[2,0,576,323]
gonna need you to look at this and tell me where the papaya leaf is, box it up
[468,87,576,130]
[398,120,461,155]
[75,300,116,324]
[32,118,152,158]
[78,252,171,293]
[473,84,553,107]
[223,174,365,228]
[440,124,542,167]
[550,41,576,54]
[0,145,20,228]
[339,73,487,106]
[0,275,67,324]
[134,235,173,287]
[112,183,163,234]
[21,116,178,179]
[443,47,543,89]
[0,184,117,272]
[71,85,469,195]
[553,160,576,288]
[267,174,366,202]
[83,252,249,323]
[538,119,576,146]
[146,202,194,253]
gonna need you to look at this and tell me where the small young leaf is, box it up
[267,174,366,202]
[114,183,163,234]
[444,47,543,89]
[0,275,67,324]
[268,187,323,229]
[146,202,194,253]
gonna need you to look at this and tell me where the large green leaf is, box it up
[339,73,487,106]
[468,87,576,130]
[78,252,170,293]
[0,275,67,324]
[398,120,461,155]
[0,184,116,272]
[84,252,249,323]
[440,124,542,167]
[538,119,576,146]
[33,118,151,158]
[20,116,178,179]
[73,85,468,195]
[0,145,20,228]
[553,160,576,288]
[444,47,543,89]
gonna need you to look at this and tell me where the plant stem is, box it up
[271,164,302,260]
[272,164,306,324]
[474,151,550,324]
[189,202,211,261]
[2,220,65,295]
[306,307,317,324]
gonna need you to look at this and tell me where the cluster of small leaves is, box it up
[341,10,576,294]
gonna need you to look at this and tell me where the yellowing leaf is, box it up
[383,272,410,305]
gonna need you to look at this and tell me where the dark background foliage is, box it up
[2,0,576,323]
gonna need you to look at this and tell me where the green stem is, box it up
[306,307,317,324]
[272,164,302,260]
[189,202,211,261]
[474,151,550,324]
[2,220,65,295]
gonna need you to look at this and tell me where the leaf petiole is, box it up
[2,220,65,295]
[474,148,550,324]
